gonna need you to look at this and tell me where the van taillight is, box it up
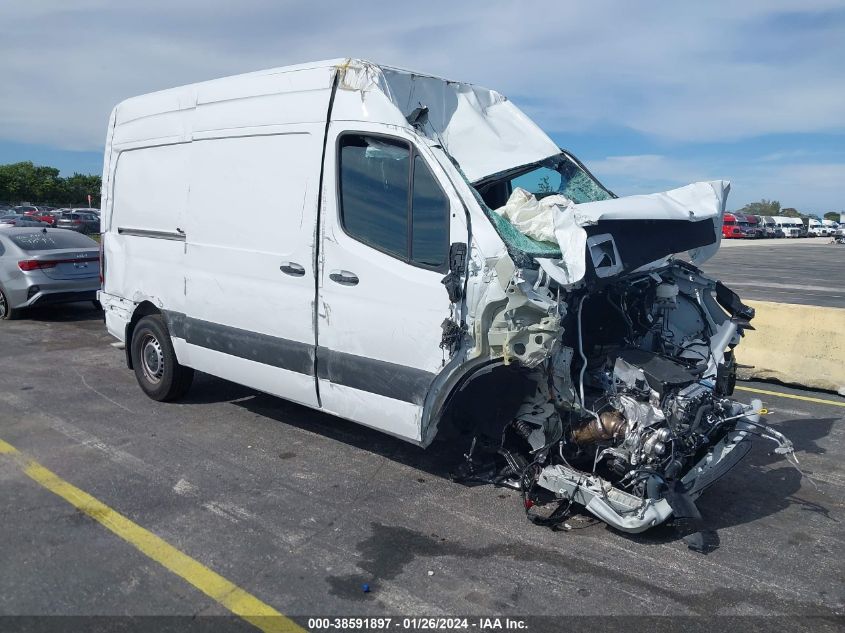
[18,260,57,271]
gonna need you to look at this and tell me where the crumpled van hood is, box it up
[523,180,730,287]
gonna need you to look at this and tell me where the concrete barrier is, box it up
[735,300,845,396]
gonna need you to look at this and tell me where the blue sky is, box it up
[1,1,843,213]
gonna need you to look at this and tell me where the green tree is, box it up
[0,161,100,206]
[739,199,781,216]
[781,207,800,217]
[824,211,842,221]
[537,175,553,193]
[0,162,41,201]
[62,172,101,206]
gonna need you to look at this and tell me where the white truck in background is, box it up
[808,218,826,237]
[821,219,839,236]
[771,215,804,237]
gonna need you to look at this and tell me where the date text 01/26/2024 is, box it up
[306,618,528,631]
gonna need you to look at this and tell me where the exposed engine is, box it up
[452,260,795,552]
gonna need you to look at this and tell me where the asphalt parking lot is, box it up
[0,303,843,631]
[702,238,844,308]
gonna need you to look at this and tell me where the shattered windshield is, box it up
[474,152,614,211]
[509,153,614,204]
[468,151,617,262]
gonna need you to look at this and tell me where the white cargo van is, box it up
[100,59,792,539]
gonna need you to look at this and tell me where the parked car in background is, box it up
[56,211,100,234]
[13,205,41,214]
[0,215,49,228]
[56,207,100,217]
[0,227,100,319]
[23,210,59,226]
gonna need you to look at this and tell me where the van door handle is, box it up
[279,262,306,277]
[329,270,359,286]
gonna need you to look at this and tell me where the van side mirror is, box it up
[441,242,467,303]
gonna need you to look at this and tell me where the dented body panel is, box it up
[101,59,793,542]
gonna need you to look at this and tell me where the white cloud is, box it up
[759,149,813,162]
[1,0,844,149]
[585,154,722,197]
[0,0,843,209]
[585,153,845,212]
[588,154,702,182]
[736,162,845,211]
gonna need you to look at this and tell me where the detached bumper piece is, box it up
[530,400,791,552]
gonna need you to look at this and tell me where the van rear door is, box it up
[317,124,469,442]
[181,131,321,407]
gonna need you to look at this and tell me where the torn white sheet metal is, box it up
[534,180,730,288]
[335,60,561,182]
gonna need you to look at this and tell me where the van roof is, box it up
[107,58,559,182]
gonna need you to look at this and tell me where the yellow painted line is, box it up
[735,385,845,408]
[0,438,19,454]
[0,437,303,633]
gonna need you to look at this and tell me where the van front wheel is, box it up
[131,315,194,401]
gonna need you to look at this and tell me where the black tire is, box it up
[130,314,193,401]
[0,286,20,320]
[92,300,102,311]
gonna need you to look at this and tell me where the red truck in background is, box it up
[722,212,762,239]
[722,212,743,238]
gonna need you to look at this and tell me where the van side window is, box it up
[411,154,448,267]
[339,134,449,269]
[339,135,410,260]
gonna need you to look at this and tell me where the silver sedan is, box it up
[0,227,100,320]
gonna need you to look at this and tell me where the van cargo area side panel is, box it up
[183,130,322,408]
[165,312,314,376]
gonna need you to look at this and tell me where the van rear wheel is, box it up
[130,315,193,401]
